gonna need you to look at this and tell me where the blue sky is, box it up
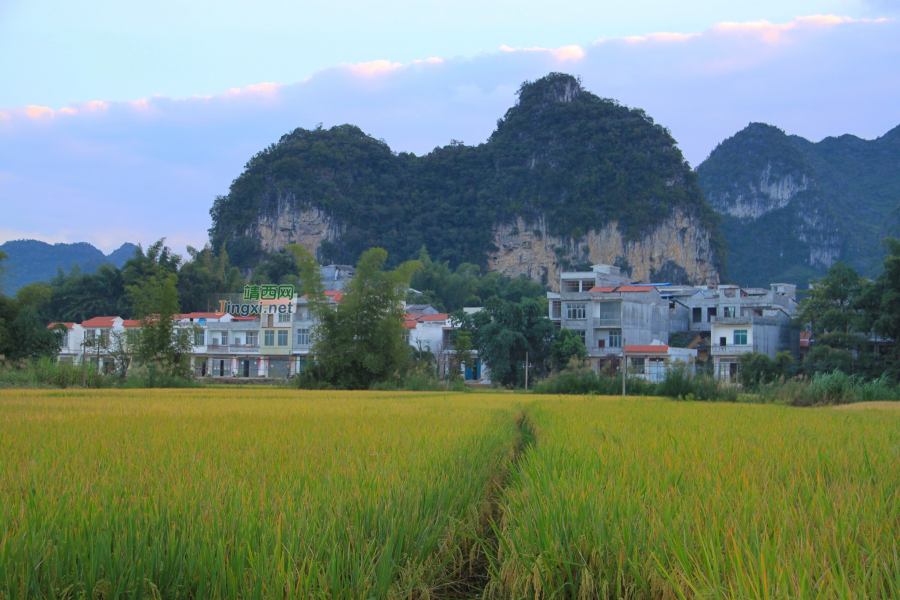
[1,0,899,254]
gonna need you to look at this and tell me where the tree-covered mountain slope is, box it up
[697,122,900,288]
[210,73,724,288]
[0,240,137,295]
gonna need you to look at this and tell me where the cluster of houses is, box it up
[52,263,799,384]
[548,264,799,382]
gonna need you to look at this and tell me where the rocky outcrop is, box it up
[487,209,719,290]
[710,164,811,221]
[248,194,342,259]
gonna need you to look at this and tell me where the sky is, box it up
[1,0,899,255]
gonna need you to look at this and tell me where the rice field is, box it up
[0,389,523,600]
[490,397,900,599]
[2,390,899,600]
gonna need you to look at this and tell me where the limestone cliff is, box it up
[210,73,725,282]
[249,194,342,259]
[488,210,718,289]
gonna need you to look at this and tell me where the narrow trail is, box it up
[447,409,535,599]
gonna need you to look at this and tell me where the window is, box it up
[631,357,645,374]
[221,332,228,345]
[246,332,258,346]
[278,312,291,323]
[566,303,587,320]
[85,330,96,342]
[609,329,622,348]
[551,301,561,319]
[193,331,204,346]
[62,332,69,347]
[707,307,717,320]
[296,328,310,346]
[724,306,736,318]
[734,330,748,345]
[277,330,288,346]
[692,307,702,323]
[264,330,274,346]
[574,330,586,345]
[598,302,620,325]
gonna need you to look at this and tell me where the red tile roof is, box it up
[81,316,118,328]
[590,285,656,293]
[626,344,670,354]
[47,322,75,329]
[800,331,811,348]
[122,320,141,327]
[232,316,260,321]
[403,321,418,329]
[416,313,450,322]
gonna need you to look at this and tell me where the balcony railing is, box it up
[593,317,621,327]
[711,344,753,355]
[231,343,259,353]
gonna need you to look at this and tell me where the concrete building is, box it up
[548,264,670,371]
[551,264,800,382]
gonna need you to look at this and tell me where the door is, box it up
[219,359,225,377]
[242,360,250,377]
[719,337,727,347]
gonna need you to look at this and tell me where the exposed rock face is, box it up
[249,195,342,259]
[710,164,811,221]
[487,210,720,290]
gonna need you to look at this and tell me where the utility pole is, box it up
[81,339,88,387]
[525,351,529,390]
[621,335,627,396]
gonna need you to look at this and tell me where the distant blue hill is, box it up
[0,239,138,295]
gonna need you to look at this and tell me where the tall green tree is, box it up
[464,297,555,387]
[128,267,194,381]
[550,328,587,371]
[177,244,245,312]
[795,261,866,336]
[294,246,420,389]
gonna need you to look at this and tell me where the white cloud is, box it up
[1,15,898,252]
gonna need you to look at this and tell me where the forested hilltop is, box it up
[697,122,900,288]
[210,73,723,287]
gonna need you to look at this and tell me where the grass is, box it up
[2,390,899,600]
[489,396,900,599]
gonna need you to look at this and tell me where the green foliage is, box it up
[3,307,66,360]
[794,243,900,379]
[656,364,739,402]
[128,267,195,382]
[739,351,795,390]
[462,297,555,388]
[177,244,245,313]
[408,247,546,311]
[210,74,723,272]
[297,247,420,389]
[549,328,586,370]
[532,358,657,395]
[0,356,109,389]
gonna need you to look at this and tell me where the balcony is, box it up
[230,343,259,353]
[592,317,621,327]
[711,344,753,355]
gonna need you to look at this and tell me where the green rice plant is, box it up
[0,389,523,600]
[488,397,900,599]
